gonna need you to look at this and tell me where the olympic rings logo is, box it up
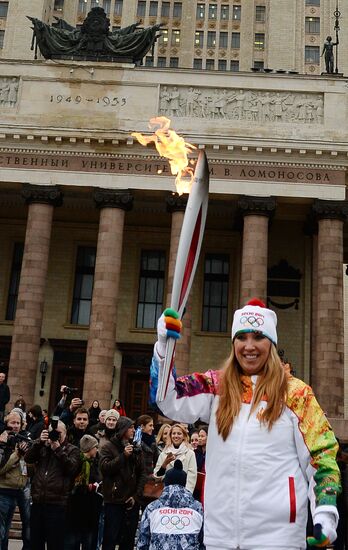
[240,315,264,328]
[161,515,191,529]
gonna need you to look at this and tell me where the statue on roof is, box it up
[28,7,162,65]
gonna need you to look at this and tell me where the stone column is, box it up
[83,189,133,408]
[8,184,62,407]
[166,195,191,377]
[237,196,276,305]
[311,200,348,419]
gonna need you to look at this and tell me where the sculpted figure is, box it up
[321,36,338,74]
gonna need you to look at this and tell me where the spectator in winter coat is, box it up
[88,400,101,427]
[66,407,93,447]
[99,416,146,550]
[90,409,107,437]
[154,423,197,493]
[97,409,119,451]
[0,373,10,421]
[155,423,171,453]
[26,404,45,440]
[24,419,81,549]
[137,459,204,550]
[112,398,126,417]
[65,434,102,550]
[136,415,159,508]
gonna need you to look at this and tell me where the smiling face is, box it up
[198,429,207,447]
[170,426,184,446]
[190,432,199,449]
[233,332,271,376]
[141,420,154,435]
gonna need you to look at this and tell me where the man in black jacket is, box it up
[99,416,146,550]
[24,419,80,549]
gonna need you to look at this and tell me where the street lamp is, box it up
[334,1,341,74]
[39,359,48,395]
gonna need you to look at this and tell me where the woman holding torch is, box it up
[150,298,340,550]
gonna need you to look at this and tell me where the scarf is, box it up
[165,442,190,460]
[74,452,91,487]
[141,432,156,448]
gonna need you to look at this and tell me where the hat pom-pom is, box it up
[173,459,183,470]
[246,298,266,308]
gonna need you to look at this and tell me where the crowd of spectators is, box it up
[0,379,208,550]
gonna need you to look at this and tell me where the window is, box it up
[136,251,165,329]
[173,2,182,18]
[221,5,229,20]
[254,33,265,50]
[305,0,320,4]
[114,0,123,16]
[305,17,320,33]
[0,2,8,17]
[230,60,239,71]
[232,5,241,20]
[219,32,228,49]
[196,4,205,19]
[149,1,158,16]
[145,56,154,66]
[255,5,266,22]
[208,4,217,19]
[159,29,168,45]
[253,60,264,69]
[53,0,64,11]
[6,243,24,321]
[193,58,203,69]
[71,247,96,326]
[161,1,170,17]
[206,59,215,70]
[231,32,240,48]
[103,0,111,14]
[218,59,227,71]
[171,29,180,46]
[137,1,146,17]
[0,30,4,48]
[78,0,87,13]
[157,56,166,67]
[305,45,320,64]
[195,31,204,48]
[207,31,216,47]
[202,254,229,332]
[170,57,179,67]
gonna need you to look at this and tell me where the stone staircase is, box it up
[8,508,21,540]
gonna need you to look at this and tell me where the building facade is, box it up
[0,0,347,434]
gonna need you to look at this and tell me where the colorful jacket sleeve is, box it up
[136,503,151,550]
[287,377,341,517]
[149,346,218,424]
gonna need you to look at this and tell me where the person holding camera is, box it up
[99,416,146,550]
[24,417,81,549]
[66,407,93,447]
[54,385,84,428]
[0,411,29,547]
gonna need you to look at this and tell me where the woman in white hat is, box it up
[150,299,341,550]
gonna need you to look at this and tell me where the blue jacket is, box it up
[137,484,204,550]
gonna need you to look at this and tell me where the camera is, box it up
[48,416,60,442]
[62,386,79,396]
[6,432,33,450]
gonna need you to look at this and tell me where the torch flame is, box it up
[132,116,196,195]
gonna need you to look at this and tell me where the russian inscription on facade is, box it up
[159,86,324,124]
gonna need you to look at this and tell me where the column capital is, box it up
[166,193,188,213]
[312,199,348,222]
[22,184,63,206]
[93,189,133,211]
[237,195,276,218]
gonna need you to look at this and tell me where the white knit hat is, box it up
[231,298,277,345]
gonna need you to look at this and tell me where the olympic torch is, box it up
[157,150,210,401]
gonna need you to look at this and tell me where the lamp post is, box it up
[334,1,341,74]
[39,359,48,396]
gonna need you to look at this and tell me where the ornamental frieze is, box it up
[159,86,324,124]
[0,77,19,108]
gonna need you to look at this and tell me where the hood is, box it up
[158,484,195,508]
[115,416,134,439]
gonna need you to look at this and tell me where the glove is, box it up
[155,308,182,358]
[307,511,338,547]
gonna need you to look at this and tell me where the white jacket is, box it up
[154,444,197,493]
[151,351,340,549]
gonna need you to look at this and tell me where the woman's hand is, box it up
[163,452,175,467]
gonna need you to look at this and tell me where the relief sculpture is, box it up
[0,78,19,108]
[159,86,324,124]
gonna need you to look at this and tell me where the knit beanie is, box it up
[164,459,187,487]
[231,298,277,345]
[80,434,98,453]
[105,409,120,422]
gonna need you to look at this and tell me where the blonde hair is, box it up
[216,344,288,441]
[156,423,171,445]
